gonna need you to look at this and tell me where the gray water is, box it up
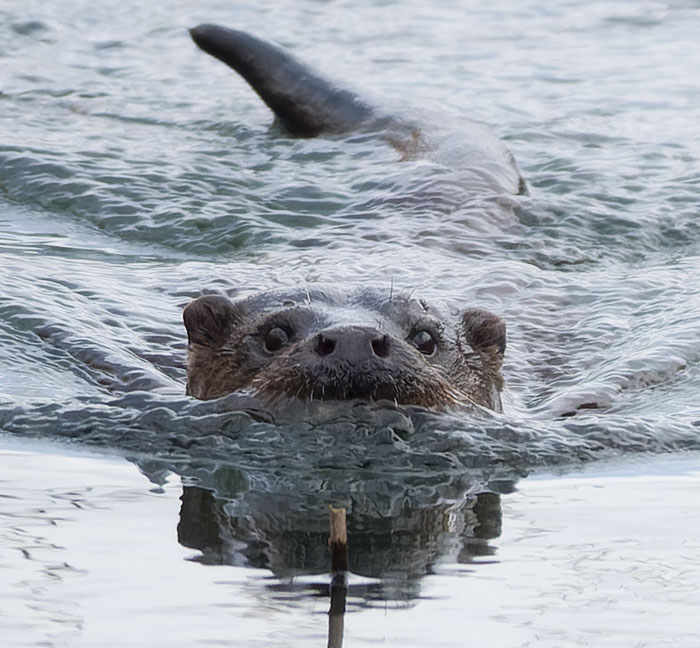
[1,0,700,645]
[3,441,700,647]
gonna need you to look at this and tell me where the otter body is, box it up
[185,27,514,411]
[184,287,505,411]
[189,23,525,195]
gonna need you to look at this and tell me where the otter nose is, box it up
[314,326,390,361]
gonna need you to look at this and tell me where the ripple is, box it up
[0,0,699,482]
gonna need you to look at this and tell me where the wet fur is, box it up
[184,288,505,411]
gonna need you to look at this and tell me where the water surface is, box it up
[3,442,699,647]
[1,0,700,645]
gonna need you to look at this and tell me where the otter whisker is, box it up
[184,287,505,412]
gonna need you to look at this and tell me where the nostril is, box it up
[315,334,336,357]
[371,335,390,358]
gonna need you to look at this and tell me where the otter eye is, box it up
[264,327,289,352]
[411,330,437,356]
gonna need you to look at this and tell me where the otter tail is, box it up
[190,24,375,137]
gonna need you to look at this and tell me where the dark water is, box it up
[1,0,700,645]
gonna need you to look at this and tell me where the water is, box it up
[3,442,700,647]
[1,0,700,645]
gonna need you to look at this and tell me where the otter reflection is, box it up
[173,465,506,599]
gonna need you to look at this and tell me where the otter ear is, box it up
[461,309,506,356]
[183,295,238,347]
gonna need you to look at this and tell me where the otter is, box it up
[183,287,505,411]
[185,27,514,411]
[189,23,525,195]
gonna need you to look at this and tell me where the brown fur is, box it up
[183,288,506,412]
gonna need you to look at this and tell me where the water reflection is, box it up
[155,459,511,647]
[178,485,502,584]
[137,460,513,600]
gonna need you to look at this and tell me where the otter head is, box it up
[183,288,506,411]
